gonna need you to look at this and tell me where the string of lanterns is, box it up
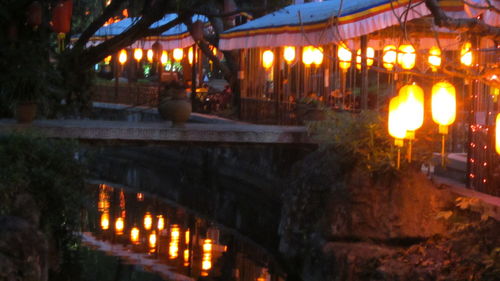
[105,46,211,66]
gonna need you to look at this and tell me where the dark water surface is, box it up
[81,183,285,281]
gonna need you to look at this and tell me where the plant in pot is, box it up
[158,81,192,127]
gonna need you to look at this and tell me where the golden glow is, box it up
[398,83,424,132]
[98,184,110,212]
[313,47,323,66]
[388,96,407,145]
[283,46,296,63]
[355,47,374,70]
[173,48,183,61]
[118,49,127,65]
[104,55,112,65]
[262,50,274,69]
[183,249,190,266]
[136,193,144,201]
[149,231,157,250]
[144,212,152,230]
[302,46,315,66]
[188,46,194,65]
[169,225,180,259]
[496,114,500,155]
[157,215,165,231]
[337,44,352,71]
[461,41,472,66]
[428,46,441,71]
[160,50,168,65]
[202,239,212,271]
[397,44,416,70]
[115,217,124,235]
[432,81,456,134]
[100,212,110,230]
[130,227,140,244]
[133,48,143,62]
[212,46,217,56]
[383,45,397,71]
[185,229,190,245]
[146,50,153,63]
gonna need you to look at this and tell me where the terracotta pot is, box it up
[158,96,192,127]
[16,103,37,123]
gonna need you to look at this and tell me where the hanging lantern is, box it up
[133,48,143,62]
[104,55,112,64]
[428,46,441,72]
[100,212,110,230]
[157,215,165,231]
[388,96,407,146]
[130,227,140,244]
[337,44,352,71]
[397,44,416,70]
[118,49,127,65]
[27,1,42,28]
[432,81,456,134]
[115,217,124,235]
[262,49,274,69]
[460,41,472,67]
[188,46,194,65]
[147,49,154,63]
[51,0,73,34]
[143,212,152,230]
[496,114,500,155]
[173,48,183,62]
[283,46,296,64]
[160,50,168,65]
[383,45,397,71]
[398,83,424,134]
[302,46,315,67]
[355,47,375,70]
[313,47,323,66]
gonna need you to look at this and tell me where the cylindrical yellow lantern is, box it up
[115,217,124,235]
[160,50,168,65]
[496,114,500,155]
[397,44,416,70]
[143,212,152,230]
[173,48,183,62]
[388,96,407,145]
[146,49,153,63]
[302,46,315,67]
[313,47,323,66]
[460,41,472,67]
[133,48,143,62]
[188,46,194,65]
[355,47,375,70]
[337,44,352,71]
[283,46,296,64]
[118,49,127,65]
[398,83,424,134]
[262,49,274,69]
[382,45,397,71]
[130,227,140,244]
[428,46,441,71]
[432,81,456,134]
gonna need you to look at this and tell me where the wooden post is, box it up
[360,35,368,110]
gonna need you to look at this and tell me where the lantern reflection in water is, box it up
[130,227,140,244]
[115,217,124,235]
[169,225,180,259]
[100,212,110,230]
[149,231,157,252]
[183,249,190,266]
[144,212,153,230]
[157,215,165,231]
[202,239,212,273]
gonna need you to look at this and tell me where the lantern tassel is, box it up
[57,33,66,53]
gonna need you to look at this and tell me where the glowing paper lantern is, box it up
[147,49,153,63]
[397,44,416,70]
[388,96,407,146]
[188,46,194,65]
[302,46,315,66]
[432,81,456,134]
[100,212,109,230]
[496,114,500,155]
[143,212,152,230]
[461,41,472,66]
[313,47,323,66]
[160,50,168,65]
[355,47,374,70]
[118,49,127,65]
[337,44,352,71]
[283,46,296,64]
[428,46,441,71]
[383,45,397,71]
[398,83,424,134]
[157,215,165,231]
[185,229,190,245]
[115,217,124,235]
[262,50,274,69]
[133,48,143,62]
[130,227,140,244]
[173,48,183,61]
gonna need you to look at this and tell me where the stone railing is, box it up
[92,83,160,107]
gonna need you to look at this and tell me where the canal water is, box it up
[81,183,286,281]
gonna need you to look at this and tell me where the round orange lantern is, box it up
[146,49,154,63]
[173,48,183,62]
[428,46,441,72]
[313,47,323,66]
[283,46,296,64]
[160,50,168,65]
[262,50,274,69]
[337,44,352,71]
[302,46,315,67]
[118,49,127,65]
[133,48,143,61]
[397,44,416,70]
[460,41,472,67]
[382,45,397,71]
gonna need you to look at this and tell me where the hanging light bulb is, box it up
[432,81,457,167]
[383,45,397,71]
[496,113,500,155]
[428,46,441,72]
[397,44,416,70]
[460,41,472,67]
[133,48,143,62]
[115,217,124,235]
[118,49,127,65]
[302,46,314,66]
[313,47,323,66]
[283,46,296,64]
[262,49,274,69]
[173,48,183,62]
[337,44,352,71]
[160,50,168,65]
[146,49,154,63]
[188,46,194,65]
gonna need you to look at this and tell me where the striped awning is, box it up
[219,0,467,50]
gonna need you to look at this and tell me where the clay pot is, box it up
[158,89,191,127]
[16,103,37,123]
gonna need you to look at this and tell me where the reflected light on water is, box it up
[149,231,157,252]
[183,249,190,266]
[144,212,153,230]
[202,239,212,271]
[169,225,180,259]
[115,217,124,235]
[157,215,165,231]
[100,212,110,230]
[185,229,190,245]
[131,227,140,244]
